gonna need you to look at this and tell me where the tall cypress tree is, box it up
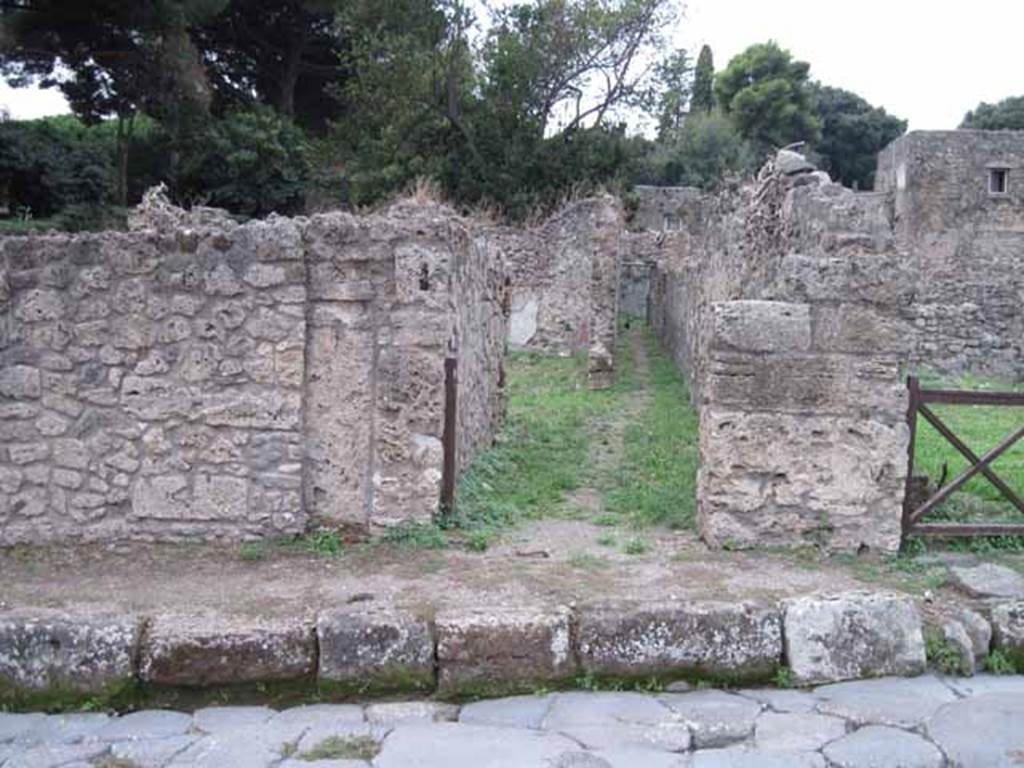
[692,44,715,113]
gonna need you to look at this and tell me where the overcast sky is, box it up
[2,0,1020,130]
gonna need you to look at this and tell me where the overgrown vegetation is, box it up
[1,1,908,228]
[298,735,381,761]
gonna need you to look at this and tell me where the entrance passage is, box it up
[903,376,1024,544]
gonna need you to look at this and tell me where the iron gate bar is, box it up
[907,423,1024,525]
[916,403,1024,515]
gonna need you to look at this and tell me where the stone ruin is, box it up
[1,130,1023,553]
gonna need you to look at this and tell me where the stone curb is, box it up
[0,591,1009,705]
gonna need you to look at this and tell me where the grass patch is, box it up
[381,521,448,550]
[298,735,380,761]
[298,530,344,558]
[448,350,616,542]
[623,537,651,555]
[603,327,699,529]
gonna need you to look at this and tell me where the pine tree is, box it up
[692,44,715,113]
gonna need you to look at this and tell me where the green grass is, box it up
[298,735,380,761]
[602,327,699,529]
[909,371,1024,543]
[447,350,614,541]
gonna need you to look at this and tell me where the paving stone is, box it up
[991,600,1024,668]
[555,723,690,753]
[0,612,139,694]
[165,729,285,768]
[658,691,762,749]
[565,748,686,767]
[139,616,315,686]
[14,713,110,746]
[294,722,380,754]
[317,609,434,694]
[0,741,109,768]
[735,688,820,714]
[544,692,678,730]
[925,692,1024,767]
[373,722,581,768]
[192,706,275,734]
[95,710,194,741]
[0,714,46,743]
[813,675,957,728]
[824,725,945,767]
[577,602,782,681]
[364,701,459,726]
[264,704,367,747]
[949,563,1024,599]
[942,672,1024,698]
[109,735,200,767]
[753,712,847,751]
[459,694,554,729]
[685,746,826,767]
[278,761,369,768]
[783,593,926,685]
[437,607,575,696]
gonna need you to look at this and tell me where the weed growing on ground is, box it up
[568,552,611,571]
[593,513,621,527]
[771,666,794,689]
[603,327,699,530]
[925,633,969,676]
[595,534,617,547]
[623,537,650,555]
[299,735,380,761]
[985,649,1018,675]
[381,522,447,550]
[91,758,139,768]
[239,542,270,562]
[300,531,344,558]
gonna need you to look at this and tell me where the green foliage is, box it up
[925,632,970,676]
[810,84,905,189]
[239,541,270,562]
[623,537,650,555]
[655,49,691,137]
[961,95,1024,130]
[715,41,820,153]
[180,107,312,216]
[771,666,794,689]
[984,649,1018,675]
[691,44,715,114]
[300,530,344,558]
[640,110,756,190]
[381,521,448,550]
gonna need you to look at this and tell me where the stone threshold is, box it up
[2,591,1021,710]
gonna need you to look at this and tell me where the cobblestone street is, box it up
[1,675,1022,767]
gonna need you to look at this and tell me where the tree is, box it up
[961,96,1024,130]
[811,84,905,189]
[654,48,690,137]
[641,110,754,189]
[0,0,226,204]
[714,41,820,153]
[691,44,714,113]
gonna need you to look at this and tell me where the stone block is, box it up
[316,609,434,693]
[990,600,1024,668]
[0,365,41,399]
[811,304,913,354]
[577,601,782,681]
[949,563,1024,599]
[711,301,811,353]
[436,607,575,696]
[783,592,926,685]
[139,617,315,686]
[0,611,140,694]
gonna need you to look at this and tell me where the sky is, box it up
[1,0,1021,130]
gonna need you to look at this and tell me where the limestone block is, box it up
[949,563,1024,599]
[436,607,575,696]
[140,617,315,686]
[0,365,41,399]
[811,304,914,355]
[711,301,811,353]
[14,289,64,322]
[990,600,1024,668]
[783,592,926,685]
[577,601,782,681]
[0,611,140,693]
[316,609,434,693]
[508,294,539,346]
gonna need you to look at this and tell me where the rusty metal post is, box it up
[441,356,458,516]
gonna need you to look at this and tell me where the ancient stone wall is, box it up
[650,156,911,553]
[876,130,1024,379]
[0,201,507,545]
[488,196,623,386]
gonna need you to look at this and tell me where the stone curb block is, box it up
[783,592,926,685]
[139,617,316,686]
[436,606,575,696]
[316,609,434,693]
[577,601,783,681]
[990,600,1024,668]
[0,611,140,694]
